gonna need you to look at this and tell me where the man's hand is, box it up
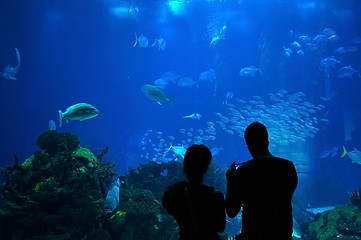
[226,161,237,182]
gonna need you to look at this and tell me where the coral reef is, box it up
[0,130,116,239]
[303,204,361,240]
[0,130,228,240]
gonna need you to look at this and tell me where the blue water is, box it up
[1,0,361,207]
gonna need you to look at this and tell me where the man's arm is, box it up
[225,163,243,218]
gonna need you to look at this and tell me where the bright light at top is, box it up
[167,0,188,16]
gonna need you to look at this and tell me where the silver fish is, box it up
[142,84,174,107]
[58,103,99,127]
[239,66,259,77]
[133,33,148,48]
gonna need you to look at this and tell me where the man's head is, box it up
[183,144,212,184]
[244,122,269,157]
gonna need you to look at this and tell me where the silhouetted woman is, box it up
[162,144,226,240]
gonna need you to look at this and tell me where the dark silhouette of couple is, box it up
[162,122,298,240]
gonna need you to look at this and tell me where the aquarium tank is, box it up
[0,0,361,239]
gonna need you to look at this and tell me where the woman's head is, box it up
[183,144,212,184]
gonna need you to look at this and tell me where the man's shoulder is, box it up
[164,181,187,195]
[273,157,295,166]
[238,157,295,169]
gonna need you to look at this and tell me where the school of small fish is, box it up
[139,90,327,164]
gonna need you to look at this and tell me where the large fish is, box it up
[341,146,361,165]
[142,84,173,107]
[104,179,121,214]
[58,103,99,127]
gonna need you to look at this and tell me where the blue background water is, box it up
[1,0,361,207]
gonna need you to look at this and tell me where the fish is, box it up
[128,6,139,16]
[58,103,99,127]
[209,25,227,48]
[1,48,21,80]
[239,66,259,77]
[154,78,168,89]
[199,68,216,82]
[49,120,56,130]
[161,71,181,83]
[169,145,187,161]
[341,146,361,165]
[337,65,360,79]
[291,41,301,49]
[284,47,292,57]
[320,57,341,68]
[298,35,311,43]
[313,34,327,43]
[328,34,340,42]
[104,179,121,214]
[320,147,338,158]
[182,113,201,120]
[177,77,197,87]
[141,84,174,107]
[133,33,148,48]
[152,38,166,50]
[322,28,336,37]
[297,49,304,56]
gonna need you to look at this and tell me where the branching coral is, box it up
[349,185,361,210]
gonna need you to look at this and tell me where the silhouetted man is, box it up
[162,144,226,240]
[225,122,298,240]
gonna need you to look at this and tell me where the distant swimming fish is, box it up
[337,65,360,79]
[177,77,197,87]
[298,35,311,43]
[58,103,99,127]
[152,38,166,50]
[142,84,174,107]
[322,28,336,37]
[320,57,341,68]
[239,66,259,77]
[284,47,293,57]
[328,34,340,42]
[133,33,148,48]
[104,179,121,214]
[319,147,338,159]
[49,120,56,130]
[1,48,21,80]
[199,68,216,82]
[154,78,168,89]
[209,25,227,48]
[182,113,201,120]
[161,71,181,83]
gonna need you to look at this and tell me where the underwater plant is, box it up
[349,185,361,210]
